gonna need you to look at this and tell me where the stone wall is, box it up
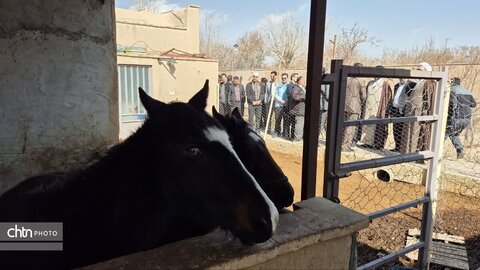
[0,0,118,192]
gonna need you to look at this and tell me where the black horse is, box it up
[212,107,294,210]
[0,81,278,269]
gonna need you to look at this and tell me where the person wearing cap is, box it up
[246,72,265,131]
[446,77,477,159]
[400,62,436,154]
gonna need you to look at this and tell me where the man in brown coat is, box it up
[343,63,366,149]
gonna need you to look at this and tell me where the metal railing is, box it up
[317,60,449,269]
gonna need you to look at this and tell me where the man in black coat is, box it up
[284,73,299,140]
[446,77,477,159]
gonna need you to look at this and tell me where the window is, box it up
[118,65,152,122]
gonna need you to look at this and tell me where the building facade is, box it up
[115,5,218,139]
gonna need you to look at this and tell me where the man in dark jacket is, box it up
[446,77,477,159]
[290,76,306,141]
[246,72,265,131]
[227,76,245,115]
[261,71,277,133]
[284,73,299,140]
[218,73,231,115]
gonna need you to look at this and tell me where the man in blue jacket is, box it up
[273,73,289,138]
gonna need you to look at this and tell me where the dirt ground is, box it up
[270,149,480,269]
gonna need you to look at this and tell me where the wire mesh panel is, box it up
[433,78,480,269]
[322,61,449,269]
[339,76,441,268]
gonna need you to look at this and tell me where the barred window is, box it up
[118,65,152,122]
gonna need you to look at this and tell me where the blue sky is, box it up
[115,0,480,57]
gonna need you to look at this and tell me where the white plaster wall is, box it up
[0,0,118,192]
[115,5,200,54]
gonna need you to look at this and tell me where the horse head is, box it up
[139,81,278,245]
[212,107,294,210]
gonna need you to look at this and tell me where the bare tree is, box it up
[199,11,233,70]
[262,12,307,68]
[332,23,379,64]
[234,31,266,69]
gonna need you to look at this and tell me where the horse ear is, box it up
[231,107,243,119]
[212,105,228,126]
[139,87,165,114]
[188,80,209,111]
[212,106,223,119]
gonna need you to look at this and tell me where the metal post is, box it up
[301,0,328,200]
[417,67,449,269]
[323,59,342,201]
[263,85,276,140]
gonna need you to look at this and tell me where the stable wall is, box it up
[0,0,118,192]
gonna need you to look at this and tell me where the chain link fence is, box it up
[220,65,480,269]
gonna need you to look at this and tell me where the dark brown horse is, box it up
[0,81,278,269]
[212,107,294,210]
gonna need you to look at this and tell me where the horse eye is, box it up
[187,147,201,156]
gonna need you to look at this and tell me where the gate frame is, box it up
[315,60,449,269]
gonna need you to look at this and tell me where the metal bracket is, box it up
[330,171,351,179]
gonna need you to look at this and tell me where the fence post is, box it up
[323,59,343,201]
[418,67,449,269]
[300,0,328,200]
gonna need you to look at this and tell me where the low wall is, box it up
[85,197,369,269]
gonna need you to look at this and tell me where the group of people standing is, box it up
[218,71,309,141]
[342,62,476,159]
[218,62,476,159]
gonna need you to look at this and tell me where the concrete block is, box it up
[84,197,369,270]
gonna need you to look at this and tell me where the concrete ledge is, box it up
[84,198,369,269]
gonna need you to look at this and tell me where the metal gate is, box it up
[322,60,449,269]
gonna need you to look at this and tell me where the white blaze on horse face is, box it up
[203,127,279,233]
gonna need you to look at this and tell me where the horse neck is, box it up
[85,123,160,186]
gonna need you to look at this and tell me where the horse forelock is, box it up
[144,103,220,139]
